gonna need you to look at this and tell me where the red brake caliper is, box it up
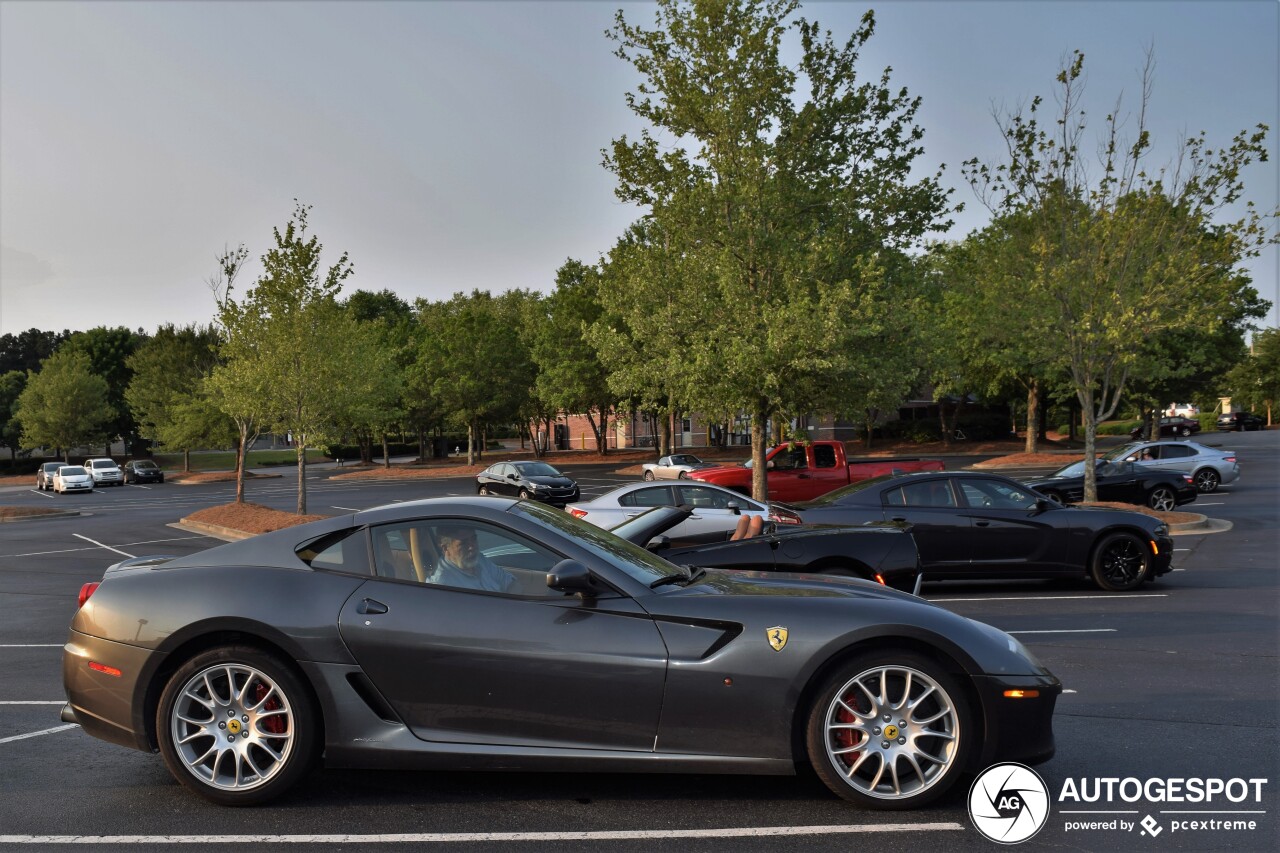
[254,683,286,735]
[835,689,866,767]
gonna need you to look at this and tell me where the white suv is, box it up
[84,458,124,487]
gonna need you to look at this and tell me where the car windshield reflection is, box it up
[510,500,684,584]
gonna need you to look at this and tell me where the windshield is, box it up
[133,461,159,470]
[59,467,86,476]
[513,461,563,478]
[1102,444,1142,462]
[510,501,684,585]
[800,474,895,506]
[90,460,117,469]
[1050,458,1129,478]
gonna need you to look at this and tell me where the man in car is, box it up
[431,524,514,593]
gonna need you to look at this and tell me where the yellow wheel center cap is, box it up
[884,725,899,739]
[227,719,242,735]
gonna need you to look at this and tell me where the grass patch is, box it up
[154,449,327,472]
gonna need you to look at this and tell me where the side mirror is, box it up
[645,535,671,551]
[546,559,597,595]
[508,474,519,481]
[726,501,742,516]
[1034,498,1054,513]
[766,460,775,470]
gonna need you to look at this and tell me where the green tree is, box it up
[604,1,954,499]
[213,203,355,514]
[1224,328,1280,424]
[207,245,263,503]
[0,370,27,467]
[530,260,618,455]
[964,51,1276,499]
[62,326,145,455]
[126,324,233,471]
[16,350,115,453]
[0,328,70,376]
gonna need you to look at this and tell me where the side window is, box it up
[900,480,957,508]
[772,449,807,470]
[676,485,727,508]
[884,487,906,507]
[1162,446,1194,459]
[630,486,675,507]
[296,528,371,576]
[813,445,837,468]
[369,520,566,597]
[959,480,1035,509]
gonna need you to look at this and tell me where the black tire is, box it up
[1180,426,1192,437]
[1040,490,1064,506]
[1090,532,1150,592]
[806,649,973,809]
[1192,468,1219,493]
[678,471,690,480]
[518,489,531,500]
[478,485,490,495]
[642,471,655,481]
[1147,485,1177,512]
[156,645,319,806]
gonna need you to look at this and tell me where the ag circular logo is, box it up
[968,763,1050,844]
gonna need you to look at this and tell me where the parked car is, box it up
[83,457,124,487]
[1216,411,1264,431]
[1130,416,1201,439]
[63,496,1059,807]
[641,454,717,480]
[1167,403,1199,417]
[688,440,944,501]
[778,471,1174,592]
[1103,441,1238,493]
[123,459,165,484]
[610,504,921,591]
[36,460,66,490]
[474,460,579,506]
[52,465,94,494]
[1023,459,1197,511]
[567,481,771,542]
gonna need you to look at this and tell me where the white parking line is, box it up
[330,506,361,512]
[0,701,64,704]
[0,645,62,648]
[28,490,54,500]
[0,823,965,844]
[130,484,153,490]
[1007,629,1117,634]
[1196,502,1225,506]
[71,534,134,558]
[941,594,1168,602]
[0,724,78,745]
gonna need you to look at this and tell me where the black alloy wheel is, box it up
[1192,469,1220,493]
[1090,532,1150,591]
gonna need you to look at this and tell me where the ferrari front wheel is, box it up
[806,650,972,809]
[157,645,318,805]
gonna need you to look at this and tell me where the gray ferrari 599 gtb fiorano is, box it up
[62,497,1060,808]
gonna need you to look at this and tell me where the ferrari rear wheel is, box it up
[157,645,318,805]
[1090,532,1149,592]
[806,650,971,809]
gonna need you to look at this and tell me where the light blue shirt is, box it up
[431,553,514,593]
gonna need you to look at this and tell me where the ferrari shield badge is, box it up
[767,625,789,652]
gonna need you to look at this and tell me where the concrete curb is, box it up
[0,510,85,523]
[1168,515,1233,536]
[168,520,255,542]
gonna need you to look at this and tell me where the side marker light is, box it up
[1003,689,1040,699]
[88,661,122,677]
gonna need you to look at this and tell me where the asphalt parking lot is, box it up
[0,432,1275,851]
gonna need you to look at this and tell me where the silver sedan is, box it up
[1104,440,1239,493]
[640,454,718,480]
[567,481,770,541]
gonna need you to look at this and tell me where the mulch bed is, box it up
[183,502,328,534]
[0,506,63,520]
[1079,501,1200,525]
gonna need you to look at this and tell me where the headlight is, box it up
[529,483,548,491]
[971,618,1044,668]
[1153,524,1168,536]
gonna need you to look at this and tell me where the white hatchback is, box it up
[84,458,124,487]
[53,465,95,494]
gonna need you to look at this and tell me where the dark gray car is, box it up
[63,497,1059,809]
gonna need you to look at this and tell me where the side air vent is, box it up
[345,673,401,724]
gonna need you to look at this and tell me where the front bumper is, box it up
[971,673,1061,769]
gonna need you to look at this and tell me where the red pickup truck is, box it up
[687,441,944,502]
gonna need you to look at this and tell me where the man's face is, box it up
[441,530,479,572]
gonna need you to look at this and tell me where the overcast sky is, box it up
[2,0,1276,337]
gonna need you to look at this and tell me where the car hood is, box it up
[521,475,576,487]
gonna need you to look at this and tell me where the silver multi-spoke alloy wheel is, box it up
[1147,486,1176,512]
[810,658,967,807]
[169,663,295,792]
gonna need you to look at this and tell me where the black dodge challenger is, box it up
[63,497,1059,808]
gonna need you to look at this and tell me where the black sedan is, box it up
[780,472,1174,592]
[475,460,579,505]
[63,497,1059,809]
[1216,411,1265,431]
[122,459,165,484]
[610,504,921,591]
[1129,415,1201,439]
[1024,458,1197,511]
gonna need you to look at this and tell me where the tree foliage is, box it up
[16,349,115,452]
[1224,328,1280,424]
[963,50,1277,499]
[62,326,145,453]
[0,370,27,464]
[603,0,954,498]
[0,328,70,376]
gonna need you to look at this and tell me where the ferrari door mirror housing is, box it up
[546,560,596,594]
[1034,498,1055,513]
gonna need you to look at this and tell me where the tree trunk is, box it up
[234,425,248,504]
[382,433,391,469]
[183,448,191,473]
[466,421,476,466]
[659,414,672,457]
[751,399,769,503]
[1080,388,1098,503]
[296,440,307,515]
[1024,381,1040,454]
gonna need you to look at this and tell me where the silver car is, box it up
[1103,440,1239,493]
[640,453,718,480]
[567,481,770,541]
[36,460,66,490]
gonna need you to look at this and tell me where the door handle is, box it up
[798,473,810,479]
[890,516,907,522]
[624,512,641,518]
[975,521,991,527]
[357,598,388,615]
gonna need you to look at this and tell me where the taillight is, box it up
[1224,455,1236,463]
[770,512,802,525]
[568,508,588,519]
[77,582,100,609]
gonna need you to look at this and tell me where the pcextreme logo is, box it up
[968,763,1051,844]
